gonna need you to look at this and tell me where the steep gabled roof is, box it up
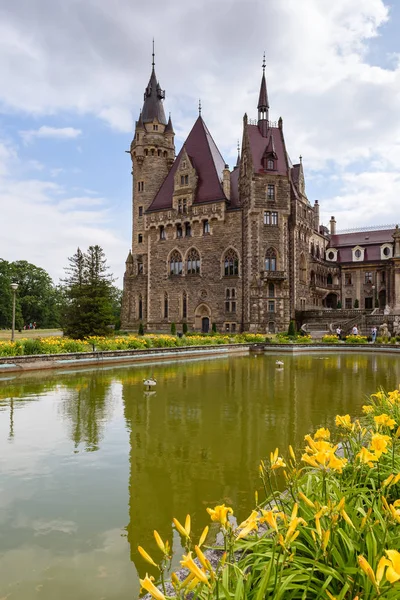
[148,116,227,211]
[247,124,288,175]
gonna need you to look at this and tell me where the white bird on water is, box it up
[143,377,157,391]
[276,360,284,367]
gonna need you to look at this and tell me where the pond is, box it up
[0,351,399,599]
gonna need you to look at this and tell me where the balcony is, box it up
[262,270,287,280]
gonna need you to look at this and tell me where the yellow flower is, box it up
[384,549,400,583]
[198,525,209,547]
[237,510,258,539]
[139,574,166,600]
[285,503,307,544]
[335,414,351,429]
[327,453,348,473]
[206,504,233,526]
[138,546,158,568]
[358,555,378,590]
[259,508,282,533]
[180,551,209,586]
[298,491,316,509]
[357,447,378,467]
[387,390,400,404]
[173,516,191,538]
[374,413,397,429]
[314,428,330,440]
[270,447,286,470]
[153,530,167,554]
[389,501,400,524]
[370,433,391,458]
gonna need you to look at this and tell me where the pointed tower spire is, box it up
[198,99,202,116]
[165,113,174,134]
[258,53,269,136]
[141,41,167,125]
[236,139,240,167]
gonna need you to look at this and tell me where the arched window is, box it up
[268,283,275,298]
[144,149,148,156]
[138,295,143,320]
[187,248,200,275]
[169,250,183,275]
[157,149,161,156]
[164,293,168,318]
[299,253,306,283]
[224,249,239,276]
[203,220,210,235]
[268,321,276,333]
[163,151,168,158]
[185,222,191,237]
[310,270,316,286]
[327,273,333,285]
[265,248,277,271]
[182,292,187,319]
[176,224,183,238]
[316,245,320,259]
[311,242,315,257]
[160,225,166,240]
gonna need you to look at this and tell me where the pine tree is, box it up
[182,322,188,335]
[62,246,116,339]
[288,320,296,337]
[171,322,176,335]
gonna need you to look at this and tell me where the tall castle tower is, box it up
[129,45,175,261]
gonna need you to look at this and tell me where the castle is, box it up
[121,53,400,333]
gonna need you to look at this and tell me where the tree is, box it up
[182,322,188,335]
[288,320,296,336]
[354,299,359,309]
[62,246,116,339]
[138,321,144,336]
[171,322,176,335]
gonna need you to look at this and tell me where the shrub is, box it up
[321,334,340,343]
[345,334,368,344]
[182,322,188,334]
[170,322,176,335]
[23,338,44,355]
[354,298,359,308]
[287,319,296,336]
[336,300,342,308]
[137,388,400,599]
[138,321,144,336]
[212,322,217,333]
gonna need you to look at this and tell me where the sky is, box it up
[0,0,400,286]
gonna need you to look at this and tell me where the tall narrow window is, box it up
[271,212,278,225]
[268,300,275,312]
[182,292,187,319]
[365,272,373,284]
[203,220,210,235]
[176,224,183,238]
[178,199,183,213]
[153,124,158,131]
[138,181,144,192]
[267,184,275,200]
[180,175,185,185]
[345,273,352,285]
[267,160,274,170]
[138,296,143,320]
[185,222,191,237]
[265,248,277,271]
[224,249,239,276]
[264,211,271,225]
[138,259,143,274]
[138,206,143,217]
[185,175,189,185]
[187,248,200,275]
[138,234,143,244]
[268,283,275,298]
[169,250,183,276]
[225,289,237,312]
[160,226,166,240]
[183,199,187,213]
[164,293,168,318]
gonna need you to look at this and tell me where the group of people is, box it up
[335,324,377,342]
[23,322,37,330]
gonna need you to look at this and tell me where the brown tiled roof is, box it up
[142,67,167,125]
[147,116,227,211]
[330,229,395,263]
[230,167,240,208]
[165,114,174,134]
[247,125,288,175]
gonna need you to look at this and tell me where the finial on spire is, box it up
[262,52,266,73]
[198,99,202,116]
[237,139,240,156]
[152,38,155,68]
[299,155,302,164]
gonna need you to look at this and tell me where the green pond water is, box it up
[0,351,399,599]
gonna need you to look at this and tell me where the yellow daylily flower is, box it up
[357,447,378,466]
[260,508,281,533]
[322,529,330,551]
[173,517,191,538]
[374,413,397,430]
[314,427,330,440]
[139,574,166,600]
[180,551,209,586]
[385,550,400,583]
[237,510,258,539]
[298,491,316,509]
[289,445,296,462]
[340,509,355,529]
[185,514,191,536]
[198,525,209,547]
[153,530,166,554]
[270,447,286,470]
[362,404,374,414]
[335,414,351,429]
[387,390,400,404]
[358,555,379,590]
[285,503,307,544]
[370,433,391,458]
[194,545,212,573]
[138,546,158,568]
[206,504,233,526]
[328,453,348,473]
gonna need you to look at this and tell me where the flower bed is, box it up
[138,388,400,599]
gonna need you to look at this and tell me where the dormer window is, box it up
[381,244,393,259]
[180,175,189,186]
[153,124,158,131]
[267,160,274,170]
[352,246,365,262]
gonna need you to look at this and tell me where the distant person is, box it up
[33,322,36,329]
[336,326,342,340]
[29,322,33,330]
[371,326,377,343]
[352,325,359,336]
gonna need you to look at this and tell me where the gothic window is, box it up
[138,181,144,192]
[185,222,191,237]
[138,206,143,217]
[169,250,183,276]
[310,242,315,256]
[182,292,187,319]
[268,300,275,312]
[157,149,161,156]
[365,272,373,284]
[345,273,352,285]
[151,149,155,156]
[176,224,183,238]
[225,288,236,312]
[153,124,158,131]
[267,160,274,170]
[267,184,275,201]
[164,293,168,318]
[144,149,148,156]
[224,249,239,276]
[138,295,143,320]
[138,234,143,244]
[138,259,143,274]
[265,248,277,271]
[203,220,210,235]
[187,248,200,275]
[299,253,306,283]
[271,211,278,225]
[160,225,166,240]
[268,283,275,298]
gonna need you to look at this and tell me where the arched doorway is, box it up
[325,293,338,308]
[195,303,211,331]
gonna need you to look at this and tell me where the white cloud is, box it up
[20,126,82,144]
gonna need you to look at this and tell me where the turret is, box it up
[330,216,336,235]
[257,54,269,137]
[313,200,320,232]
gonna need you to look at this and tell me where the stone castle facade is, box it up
[121,55,400,333]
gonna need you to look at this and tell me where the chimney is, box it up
[330,216,336,235]
[313,200,320,231]
[223,164,231,199]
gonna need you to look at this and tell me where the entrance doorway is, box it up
[325,293,338,309]
[201,317,210,333]
[379,290,386,308]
